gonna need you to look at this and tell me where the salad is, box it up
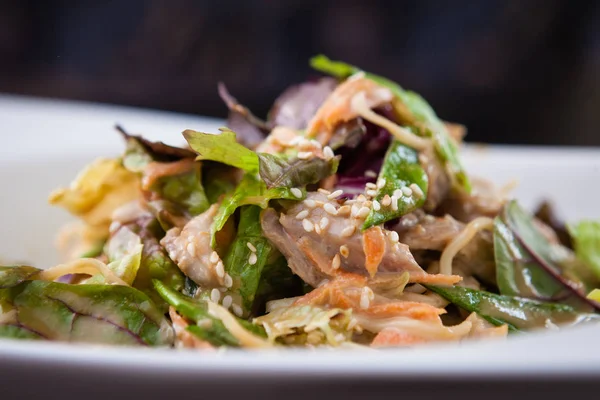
[1,55,600,349]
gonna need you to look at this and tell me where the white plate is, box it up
[0,94,598,398]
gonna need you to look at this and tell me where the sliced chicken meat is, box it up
[306,76,394,145]
[261,192,461,288]
[161,203,226,288]
[392,211,496,285]
[436,176,507,222]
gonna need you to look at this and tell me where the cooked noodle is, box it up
[36,258,128,286]
[351,91,431,151]
[439,217,494,276]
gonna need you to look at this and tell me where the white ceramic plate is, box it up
[0,94,598,399]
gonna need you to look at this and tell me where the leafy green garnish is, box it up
[494,216,564,299]
[568,220,600,281]
[495,200,597,310]
[363,140,428,229]
[0,274,173,346]
[426,284,600,331]
[183,128,260,172]
[310,54,471,193]
[258,154,339,189]
[153,280,266,347]
[210,174,304,247]
[0,266,40,289]
[223,206,280,313]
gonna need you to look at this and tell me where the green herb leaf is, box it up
[223,206,278,313]
[0,266,40,289]
[4,280,173,346]
[183,128,260,172]
[363,140,428,229]
[310,54,471,193]
[494,217,565,299]
[568,220,600,281]
[153,280,266,347]
[210,174,304,247]
[258,154,339,190]
[426,284,600,331]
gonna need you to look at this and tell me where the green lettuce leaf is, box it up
[496,200,597,310]
[223,206,282,314]
[0,279,173,346]
[153,280,265,347]
[128,218,185,309]
[568,220,600,280]
[258,154,340,189]
[183,128,260,172]
[494,217,565,299]
[363,140,428,229]
[310,54,471,193]
[210,173,305,247]
[426,284,600,331]
[149,164,210,220]
[0,266,40,289]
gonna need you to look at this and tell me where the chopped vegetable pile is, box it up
[2,55,599,350]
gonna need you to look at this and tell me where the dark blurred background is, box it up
[1,0,599,145]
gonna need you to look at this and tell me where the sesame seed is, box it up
[314,224,322,235]
[350,204,360,218]
[289,136,302,146]
[186,243,196,258]
[341,225,356,237]
[381,195,391,206]
[339,245,350,258]
[295,210,309,220]
[324,203,338,215]
[219,287,228,293]
[331,254,341,270]
[366,189,378,197]
[390,231,400,243]
[246,242,257,252]
[304,199,316,208]
[410,183,424,198]
[232,304,244,317]
[327,189,344,200]
[377,178,387,189]
[357,206,371,218]
[372,200,381,211]
[319,217,330,230]
[318,188,331,195]
[357,194,367,202]
[323,146,334,160]
[248,253,258,265]
[391,196,399,211]
[337,205,351,216]
[210,288,221,303]
[359,288,371,309]
[364,170,377,178]
[302,219,315,232]
[222,295,233,309]
[210,251,219,264]
[224,274,233,288]
[401,187,413,197]
[215,261,225,278]
[344,199,356,205]
[393,189,403,198]
[298,151,313,159]
[291,188,303,198]
[365,182,377,189]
